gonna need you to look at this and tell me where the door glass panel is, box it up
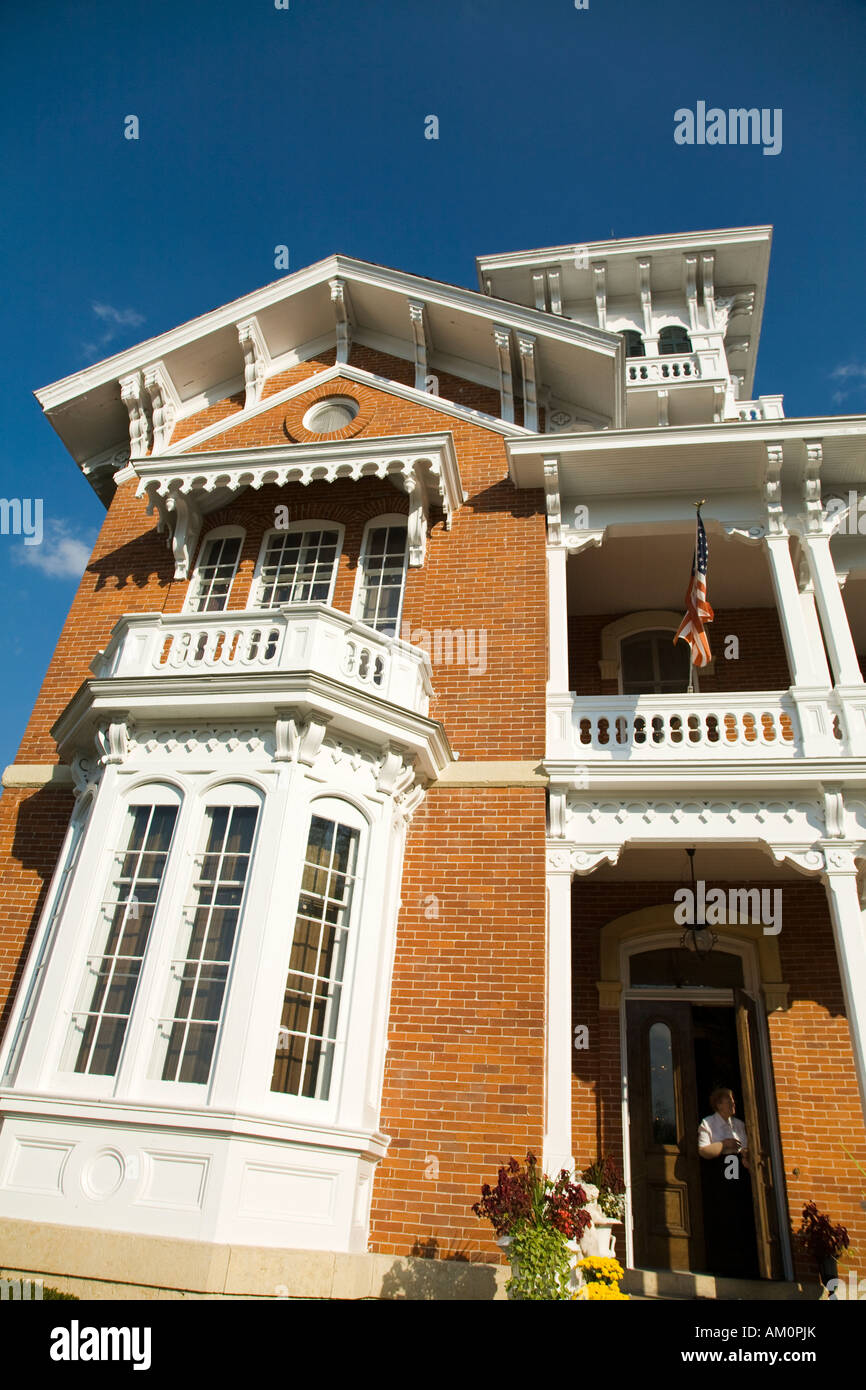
[649,1021,678,1144]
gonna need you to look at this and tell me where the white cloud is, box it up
[828,362,866,404]
[81,301,145,357]
[13,519,95,580]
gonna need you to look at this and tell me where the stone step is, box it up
[623,1267,816,1301]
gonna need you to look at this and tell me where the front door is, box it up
[626,1000,705,1271]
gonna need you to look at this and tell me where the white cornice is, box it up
[476,225,774,275]
[35,255,622,414]
[509,414,866,458]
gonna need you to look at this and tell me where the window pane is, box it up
[258,530,339,607]
[622,630,691,695]
[271,813,360,1101]
[358,526,407,635]
[649,1022,678,1144]
[191,537,241,613]
[69,803,178,1076]
[154,804,257,1085]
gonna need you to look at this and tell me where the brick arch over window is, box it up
[595,903,788,1013]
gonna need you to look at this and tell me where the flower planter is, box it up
[496,1233,584,1298]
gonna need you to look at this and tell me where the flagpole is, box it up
[686,499,706,696]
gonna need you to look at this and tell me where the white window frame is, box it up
[140,781,264,1103]
[250,520,344,610]
[263,795,369,1121]
[55,782,184,1096]
[350,514,409,636]
[184,526,245,614]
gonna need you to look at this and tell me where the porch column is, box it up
[763,533,831,688]
[544,864,575,1174]
[800,532,863,687]
[820,847,866,1121]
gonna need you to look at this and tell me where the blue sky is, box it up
[1,0,864,771]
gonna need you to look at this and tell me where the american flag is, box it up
[674,509,714,667]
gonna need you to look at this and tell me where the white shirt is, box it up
[698,1111,747,1152]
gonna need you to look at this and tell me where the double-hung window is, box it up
[271,805,363,1102]
[255,525,341,607]
[64,796,179,1077]
[354,518,408,636]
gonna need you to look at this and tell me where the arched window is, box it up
[271,798,367,1102]
[62,785,182,1077]
[353,516,409,636]
[150,784,262,1087]
[185,527,244,613]
[253,522,343,608]
[621,628,692,694]
[621,329,646,358]
[658,325,693,356]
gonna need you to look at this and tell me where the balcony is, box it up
[547,689,865,767]
[624,349,728,427]
[626,354,702,385]
[91,604,433,717]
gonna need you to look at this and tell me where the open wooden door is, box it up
[627,1000,705,1271]
[734,987,782,1279]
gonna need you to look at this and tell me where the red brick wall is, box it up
[368,786,546,1261]
[568,609,791,694]
[570,877,866,1284]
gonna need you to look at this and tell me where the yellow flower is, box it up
[573,1280,630,1301]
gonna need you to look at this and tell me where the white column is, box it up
[821,848,866,1122]
[547,545,569,693]
[544,866,574,1174]
[763,533,831,688]
[801,532,864,686]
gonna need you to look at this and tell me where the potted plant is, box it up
[576,1155,626,1257]
[472,1152,592,1300]
[796,1201,851,1294]
[574,1256,630,1300]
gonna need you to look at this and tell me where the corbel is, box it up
[377,745,407,795]
[543,457,562,546]
[163,492,203,580]
[298,715,332,767]
[531,272,547,312]
[726,336,751,356]
[803,440,824,535]
[329,277,352,364]
[142,362,181,454]
[119,371,150,459]
[657,389,669,427]
[517,332,538,431]
[408,299,430,392]
[592,263,607,330]
[237,316,271,409]
[274,712,300,762]
[493,325,514,423]
[713,385,726,423]
[95,719,133,766]
[404,472,428,568]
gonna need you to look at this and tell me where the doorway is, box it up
[625,976,782,1278]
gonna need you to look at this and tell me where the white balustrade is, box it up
[91,604,432,714]
[626,354,700,384]
[568,692,809,760]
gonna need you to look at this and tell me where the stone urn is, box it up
[496,1232,584,1297]
[577,1181,619,1259]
